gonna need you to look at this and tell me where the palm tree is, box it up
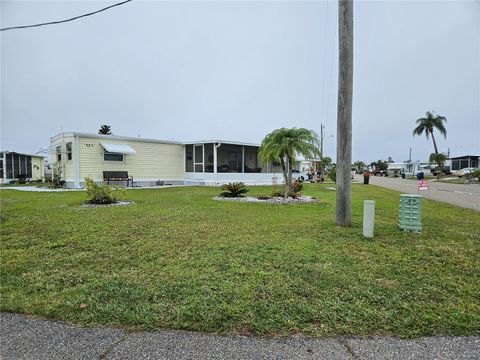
[259,128,320,197]
[413,111,447,154]
[98,125,112,135]
[429,153,448,181]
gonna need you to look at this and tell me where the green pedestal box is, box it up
[399,194,422,232]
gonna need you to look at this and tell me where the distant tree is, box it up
[259,128,320,197]
[429,153,448,181]
[353,160,366,171]
[375,160,388,171]
[98,125,112,135]
[387,157,394,163]
[413,111,447,154]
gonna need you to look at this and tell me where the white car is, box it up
[291,170,309,182]
[452,168,477,178]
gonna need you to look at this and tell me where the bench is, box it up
[103,171,133,187]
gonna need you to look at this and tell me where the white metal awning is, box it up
[101,143,136,155]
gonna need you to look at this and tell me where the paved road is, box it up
[357,175,480,211]
[1,313,479,360]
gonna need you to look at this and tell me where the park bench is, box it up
[103,171,133,187]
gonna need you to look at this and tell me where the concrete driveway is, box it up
[357,175,480,211]
[1,312,479,360]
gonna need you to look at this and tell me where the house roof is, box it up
[51,132,183,145]
[51,132,260,147]
[449,155,479,160]
[0,151,45,158]
[183,140,261,147]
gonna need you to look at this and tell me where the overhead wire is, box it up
[0,0,132,32]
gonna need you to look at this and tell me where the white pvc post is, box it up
[363,200,375,238]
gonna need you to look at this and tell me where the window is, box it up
[56,146,62,161]
[104,152,124,162]
[194,145,204,172]
[66,142,72,160]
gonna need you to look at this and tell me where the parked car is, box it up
[291,170,309,182]
[452,168,477,178]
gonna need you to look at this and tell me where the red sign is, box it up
[418,180,429,191]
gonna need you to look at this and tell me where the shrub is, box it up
[219,182,249,197]
[290,180,303,198]
[472,169,480,181]
[271,189,285,198]
[84,177,125,204]
[327,165,337,183]
[50,161,65,189]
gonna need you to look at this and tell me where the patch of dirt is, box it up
[80,201,135,208]
[213,196,319,205]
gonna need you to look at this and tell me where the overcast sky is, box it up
[1,0,479,163]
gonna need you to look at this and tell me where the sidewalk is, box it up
[1,312,479,359]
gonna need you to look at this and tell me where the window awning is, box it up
[101,143,136,155]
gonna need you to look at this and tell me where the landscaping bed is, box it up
[1,184,479,338]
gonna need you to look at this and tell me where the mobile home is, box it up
[0,151,45,184]
[51,132,282,188]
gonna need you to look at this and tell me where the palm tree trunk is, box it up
[336,0,353,227]
[287,157,294,196]
[431,130,439,154]
[280,158,288,196]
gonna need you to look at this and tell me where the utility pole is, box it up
[336,0,353,227]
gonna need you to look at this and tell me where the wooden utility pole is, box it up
[336,0,353,226]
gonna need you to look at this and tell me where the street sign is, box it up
[418,180,429,191]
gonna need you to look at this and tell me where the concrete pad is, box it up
[107,331,352,360]
[346,336,480,360]
[0,312,125,360]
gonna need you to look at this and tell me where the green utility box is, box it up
[399,194,422,232]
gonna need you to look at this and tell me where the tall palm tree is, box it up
[259,128,320,197]
[98,125,112,135]
[413,111,447,154]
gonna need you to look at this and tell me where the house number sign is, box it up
[85,144,94,147]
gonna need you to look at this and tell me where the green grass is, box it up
[1,184,479,338]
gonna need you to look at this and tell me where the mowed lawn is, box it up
[1,184,479,338]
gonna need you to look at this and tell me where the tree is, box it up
[429,153,447,181]
[353,160,366,171]
[98,125,112,135]
[375,160,388,171]
[336,0,353,226]
[259,128,320,197]
[413,111,447,154]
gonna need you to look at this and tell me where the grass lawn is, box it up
[1,184,479,338]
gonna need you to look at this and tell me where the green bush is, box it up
[271,189,285,197]
[327,165,337,183]
[290,180,303,198]
[472,169,480,180]
[219,182,249,197]
[49,161,65,189]
[84,177,125,204]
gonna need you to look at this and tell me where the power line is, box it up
[0,0,132,32]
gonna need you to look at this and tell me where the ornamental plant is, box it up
[84,177,125,204]
[219,182,249,198]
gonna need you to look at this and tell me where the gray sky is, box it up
[1,0,479,163]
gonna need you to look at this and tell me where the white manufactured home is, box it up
[51,132,283,188]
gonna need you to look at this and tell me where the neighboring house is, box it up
[0,151,45,183]
[449,155,479,170]
[50,132,282,188]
